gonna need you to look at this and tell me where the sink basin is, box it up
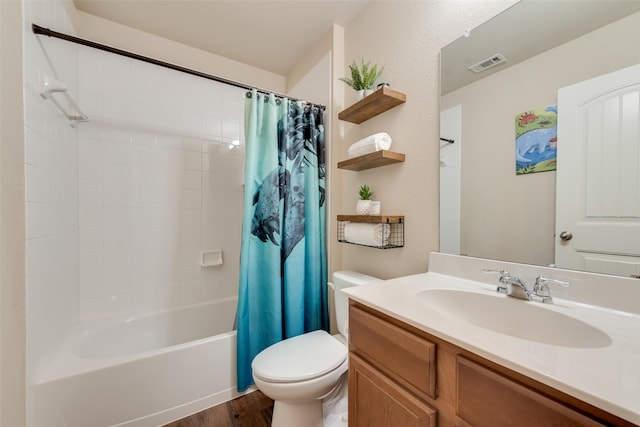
[415,289,611,348]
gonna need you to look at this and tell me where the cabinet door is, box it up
[349,354,436,427]
[457,356,605,427]
[349,304,437,400]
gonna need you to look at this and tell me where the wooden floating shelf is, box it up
[338,150,405,171]
[338,87,406,124]
[337,215,404,224]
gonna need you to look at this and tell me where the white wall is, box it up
[72,9,286,96]
[1,0,27,425]
[76,47,245,320]
[338,1,516,279]
[441,11,640,266]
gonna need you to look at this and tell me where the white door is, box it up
[556,64,640,276]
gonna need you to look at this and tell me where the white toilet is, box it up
[251,270,381,427]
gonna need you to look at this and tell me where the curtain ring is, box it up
[245,91,252,99]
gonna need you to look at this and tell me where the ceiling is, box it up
[441,0,640,94]
[73,0,369,76]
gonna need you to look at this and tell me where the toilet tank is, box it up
[332,271,381,338]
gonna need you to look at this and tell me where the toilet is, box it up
[251,271,381,427]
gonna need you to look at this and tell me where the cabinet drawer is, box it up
[349,354,436,427]
[457,356,605,427]
[349,304,437,400]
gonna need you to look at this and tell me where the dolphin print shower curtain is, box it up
[236,90,328,392]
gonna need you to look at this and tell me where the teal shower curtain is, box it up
[236,90,328,392]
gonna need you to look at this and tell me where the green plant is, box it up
[358,184,373,200]
[339,59,385,91]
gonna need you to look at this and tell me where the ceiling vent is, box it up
[468,54,507,73]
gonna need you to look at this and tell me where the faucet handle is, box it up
[483,269,509,278]
[532,276,570,303]
[483,269,509,293]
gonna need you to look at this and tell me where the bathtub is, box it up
[34,297,250,427]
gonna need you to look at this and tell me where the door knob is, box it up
[559,231,573,241]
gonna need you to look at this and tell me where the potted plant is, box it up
[357,185,373,215]
[339,59,385,98]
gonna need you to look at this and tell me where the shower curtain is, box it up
[236,90,328,392]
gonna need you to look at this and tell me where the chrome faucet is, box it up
[483,270,570,303]
[483,269,532,300]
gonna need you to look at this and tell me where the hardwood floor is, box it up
[163,391,273,427]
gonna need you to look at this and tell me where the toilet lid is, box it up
[252,330,347,383]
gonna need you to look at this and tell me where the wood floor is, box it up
[163,391,274,427]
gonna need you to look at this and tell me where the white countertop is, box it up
[343,271,640,424]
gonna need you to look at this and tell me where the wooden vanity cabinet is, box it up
[456,356,606,427]
[348,301,637,427]
[349,354,436,427]
[349,302,437,426]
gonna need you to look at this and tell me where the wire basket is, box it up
[337,216,404,249]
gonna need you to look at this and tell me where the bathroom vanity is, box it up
[344,253,640,427]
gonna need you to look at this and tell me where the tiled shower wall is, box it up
[77,46,246,321]
[23,0,80,416]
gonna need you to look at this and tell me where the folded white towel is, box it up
[347,132,392,158]
[344,223,391,247]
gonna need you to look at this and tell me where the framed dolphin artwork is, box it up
[515,104,557,174]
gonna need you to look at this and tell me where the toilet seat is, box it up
[252,330,347,383]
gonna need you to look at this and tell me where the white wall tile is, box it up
[24,1,80,411]
[78,138,103,163]
[78,297,104,321]
[75,49,246,321]
[79,161,103,185]
[103,293,132,318]
[203,114,223,138]
[157,287,181,309]
[180,136,202,153]
[103,185,133,208]
[222,119,241,140]
[129,290,157,314]
[102,140,131,165]
[182,170,202,190]
[79,205,103,230]
[182,151,202,171]
[201,270,221,300]
[181,284,202,305]
[156,68,180,108]
[103,271,133,295]
[202,224,223,249]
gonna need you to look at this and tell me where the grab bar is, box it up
[39,72,89,126]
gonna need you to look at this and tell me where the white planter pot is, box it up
[357,89,374,99]
[356,200,371,215]
[356,200,380,215]
[368,201,381,216]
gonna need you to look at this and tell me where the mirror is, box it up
[440,0,640,276]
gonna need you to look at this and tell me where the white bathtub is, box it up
[34,297,250,427]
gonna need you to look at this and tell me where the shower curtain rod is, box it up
[32,24,325,109]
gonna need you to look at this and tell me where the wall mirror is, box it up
[440,0,640,277]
